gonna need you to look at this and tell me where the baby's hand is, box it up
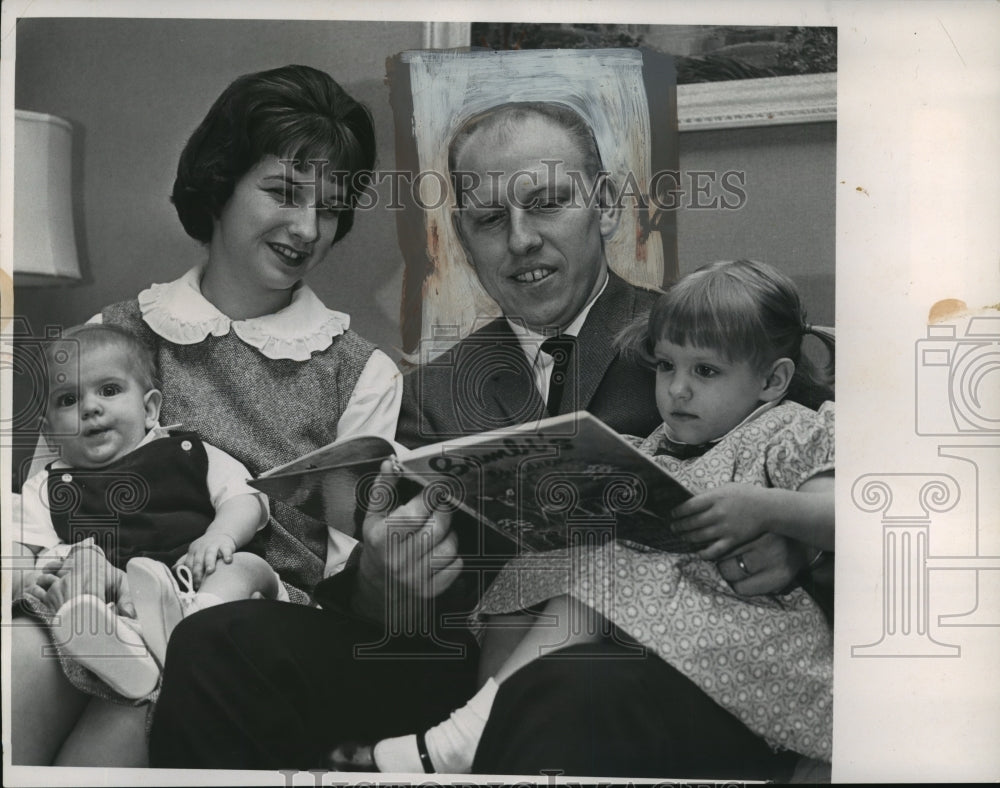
[670,484,775,560]
[116,576,137,618]
[177,533,237,588]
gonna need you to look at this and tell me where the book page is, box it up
[401,412,693,553]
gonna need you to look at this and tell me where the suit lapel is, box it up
[462,273,645,423]
[563,271,636,414]
[466,318,546,425]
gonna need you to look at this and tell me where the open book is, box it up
[251,411,694,554]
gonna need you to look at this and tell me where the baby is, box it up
[16,324,282,699]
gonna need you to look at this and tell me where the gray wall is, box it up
[13,18,835,345]
[677,121,836,328]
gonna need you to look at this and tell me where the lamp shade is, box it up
[14,110,82,286]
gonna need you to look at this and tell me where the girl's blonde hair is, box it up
[624,259,835,409]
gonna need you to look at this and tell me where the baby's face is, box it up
[44,344,158,468]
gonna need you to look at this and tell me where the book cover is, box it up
[252,411,693,553]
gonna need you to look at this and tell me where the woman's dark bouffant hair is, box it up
[172,64,376,245]
[621,259,836,410]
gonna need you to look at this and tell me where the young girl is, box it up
[364,258,836,773]
[17,324,280,699]
[13,65,401,766]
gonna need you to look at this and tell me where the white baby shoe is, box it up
[127,558,208,667]
[51,594,159,700]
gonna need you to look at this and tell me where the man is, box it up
[149,102,816,778]
[395,102,662,447]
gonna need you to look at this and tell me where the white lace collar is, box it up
[138,266,350,361]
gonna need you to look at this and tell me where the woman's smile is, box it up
[267,241,312,266]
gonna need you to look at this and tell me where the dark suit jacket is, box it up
[396,270,663,449]
[388,270,664,622]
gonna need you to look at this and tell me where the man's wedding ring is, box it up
[736,555,750,576]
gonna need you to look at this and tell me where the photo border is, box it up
[2,1,998,785]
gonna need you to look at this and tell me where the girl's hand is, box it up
[671,484,778,560]
[177,533,237,588]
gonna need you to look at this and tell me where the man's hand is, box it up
[353,459,464,624]
[715,532,812,596]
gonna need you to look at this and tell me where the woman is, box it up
[13,64,400,766]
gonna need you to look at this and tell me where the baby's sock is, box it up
[373,677,499,774]
[188,591,225,614]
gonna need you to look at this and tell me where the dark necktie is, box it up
[541,335,576,416]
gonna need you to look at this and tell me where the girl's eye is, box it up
[694,365,718,378]
[100,383,123,397]
[655,360,674,373]
[55,393,77,408]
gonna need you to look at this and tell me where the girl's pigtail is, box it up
[787,324,836,410]
[614,309,656,368]
[805,324,836,384]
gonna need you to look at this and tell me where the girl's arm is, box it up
[786,472,834,548]
[671,471,834,560]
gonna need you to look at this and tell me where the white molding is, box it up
[677,72,836,132]
[417,26,836,132]
[422,21,471,50]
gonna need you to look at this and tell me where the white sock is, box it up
[372,733,421,773]
[372,677,500,774]
[424,677,499,774]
